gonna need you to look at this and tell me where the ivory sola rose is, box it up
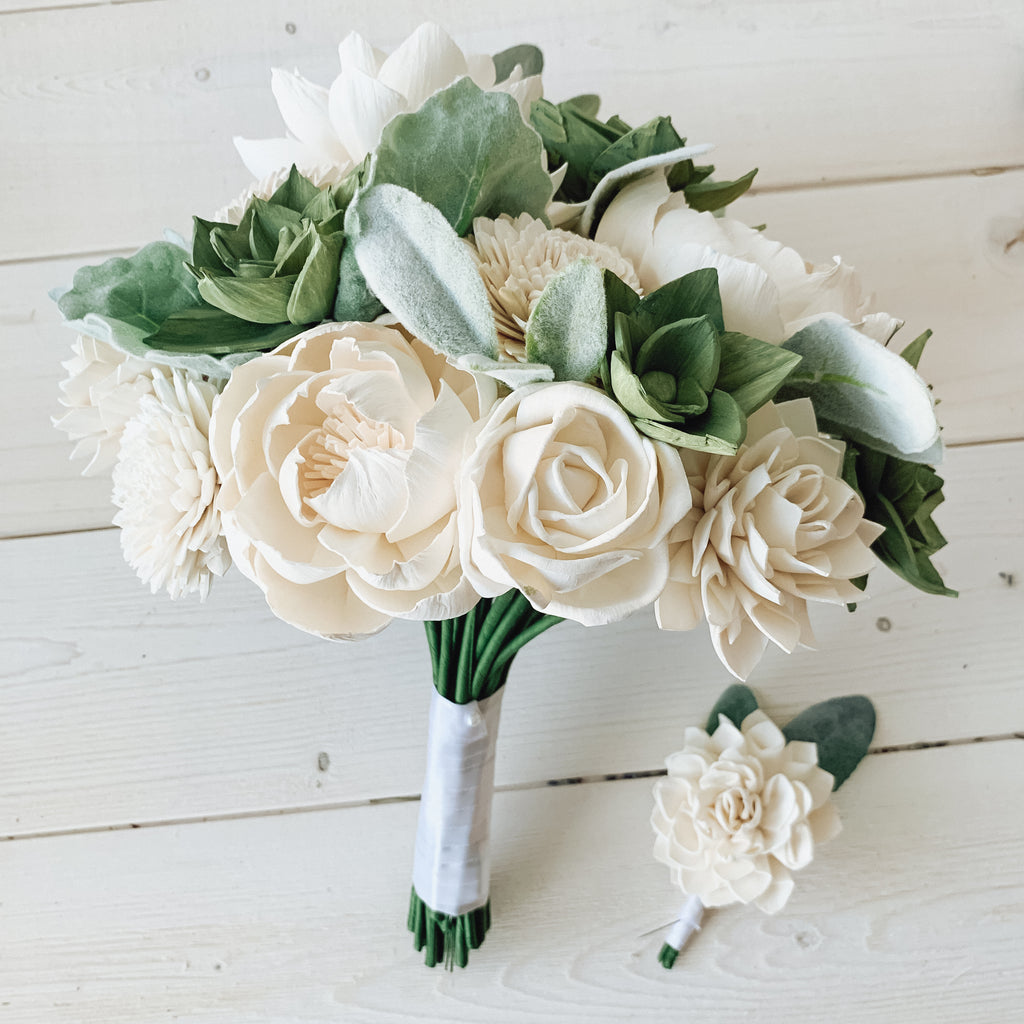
[209,322,496,638]
[457,381,691,625]
[652,709,841,914]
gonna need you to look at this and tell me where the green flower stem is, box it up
[411,592,562,968]
[657,894,705,969]
[658,943,680,970]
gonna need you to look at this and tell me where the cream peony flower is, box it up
[54,334,159,476]
[209,321,496,639]
[111,367,230,600]
[458,381,691,625]
[652,709,841,913]
[656,399,883,680]
[234,23,543,182]
[595,170,901,345]
[468,213,641,361]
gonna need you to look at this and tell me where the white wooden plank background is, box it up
[1,0,1022,1020]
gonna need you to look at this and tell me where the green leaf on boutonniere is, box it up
[600,268,801,453]
[492,43,544,82]
[368,77,553,236]
[782,696,876,790]
[346,183,499,361]
[525,259,607,383]
[706,684,759,732]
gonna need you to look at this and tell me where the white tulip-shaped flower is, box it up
[112,366,230,600]
[235,23,543,182]
[458,381,691,625]
[209,322,496,639]
[596,170,901,345]
[468,213,641,362]
[652,710,841,913]
[656,399,883,680]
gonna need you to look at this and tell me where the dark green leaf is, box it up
[492,43,543,82]
[144,306,301,353]
[684,169,758,212]
[561,94,601,118]
[716,332,802,414]
[270,164,321,212]
[588,116,685,188]
[782,696,876,790]
[706,683,759,732]
[286,231,343,324]
[195,270,297,323]
[634,269,724,335]
[899,328,932,370]
[333,242,385,322]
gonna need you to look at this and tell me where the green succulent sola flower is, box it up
[187,166,360,329]
[601,268,802,454]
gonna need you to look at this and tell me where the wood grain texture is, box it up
[2,441,1019,837]
[2,0,1024,259]
[0,743,1020,1023]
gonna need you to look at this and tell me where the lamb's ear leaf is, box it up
[782,696,876,790]
[525,259,607,383]
[346,183,499,361]
[705,684,759,732]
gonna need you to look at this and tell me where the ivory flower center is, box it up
[297,401,407,503]
[712,786,763,835]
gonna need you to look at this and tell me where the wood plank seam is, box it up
[3,737,1020,845]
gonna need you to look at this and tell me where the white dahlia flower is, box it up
[652,710,841,913]
[468,213,641,361]
[656,399,883,680]
[111,367,229,600]
[53,335,159,476]
[234,23,542,182]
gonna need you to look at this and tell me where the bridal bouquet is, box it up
[53,24,954,967]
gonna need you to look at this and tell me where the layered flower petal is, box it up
[596,169,899,344]
[468,213,640,362]
[458,381,691,624]
[234,23,543,180]
[652,710,840,913]
[111,367,230,599]
[209,321,496,639]
[53,334,158,476]
[656,398,883,680]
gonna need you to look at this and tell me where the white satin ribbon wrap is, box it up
[666,894,705,951]
[412,687,504,916]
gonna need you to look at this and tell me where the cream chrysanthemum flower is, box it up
[468,213,641,361]
[652,710,841,913]
[53,335,159,476]
[656,398,883,680]
[111,367,230,600]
